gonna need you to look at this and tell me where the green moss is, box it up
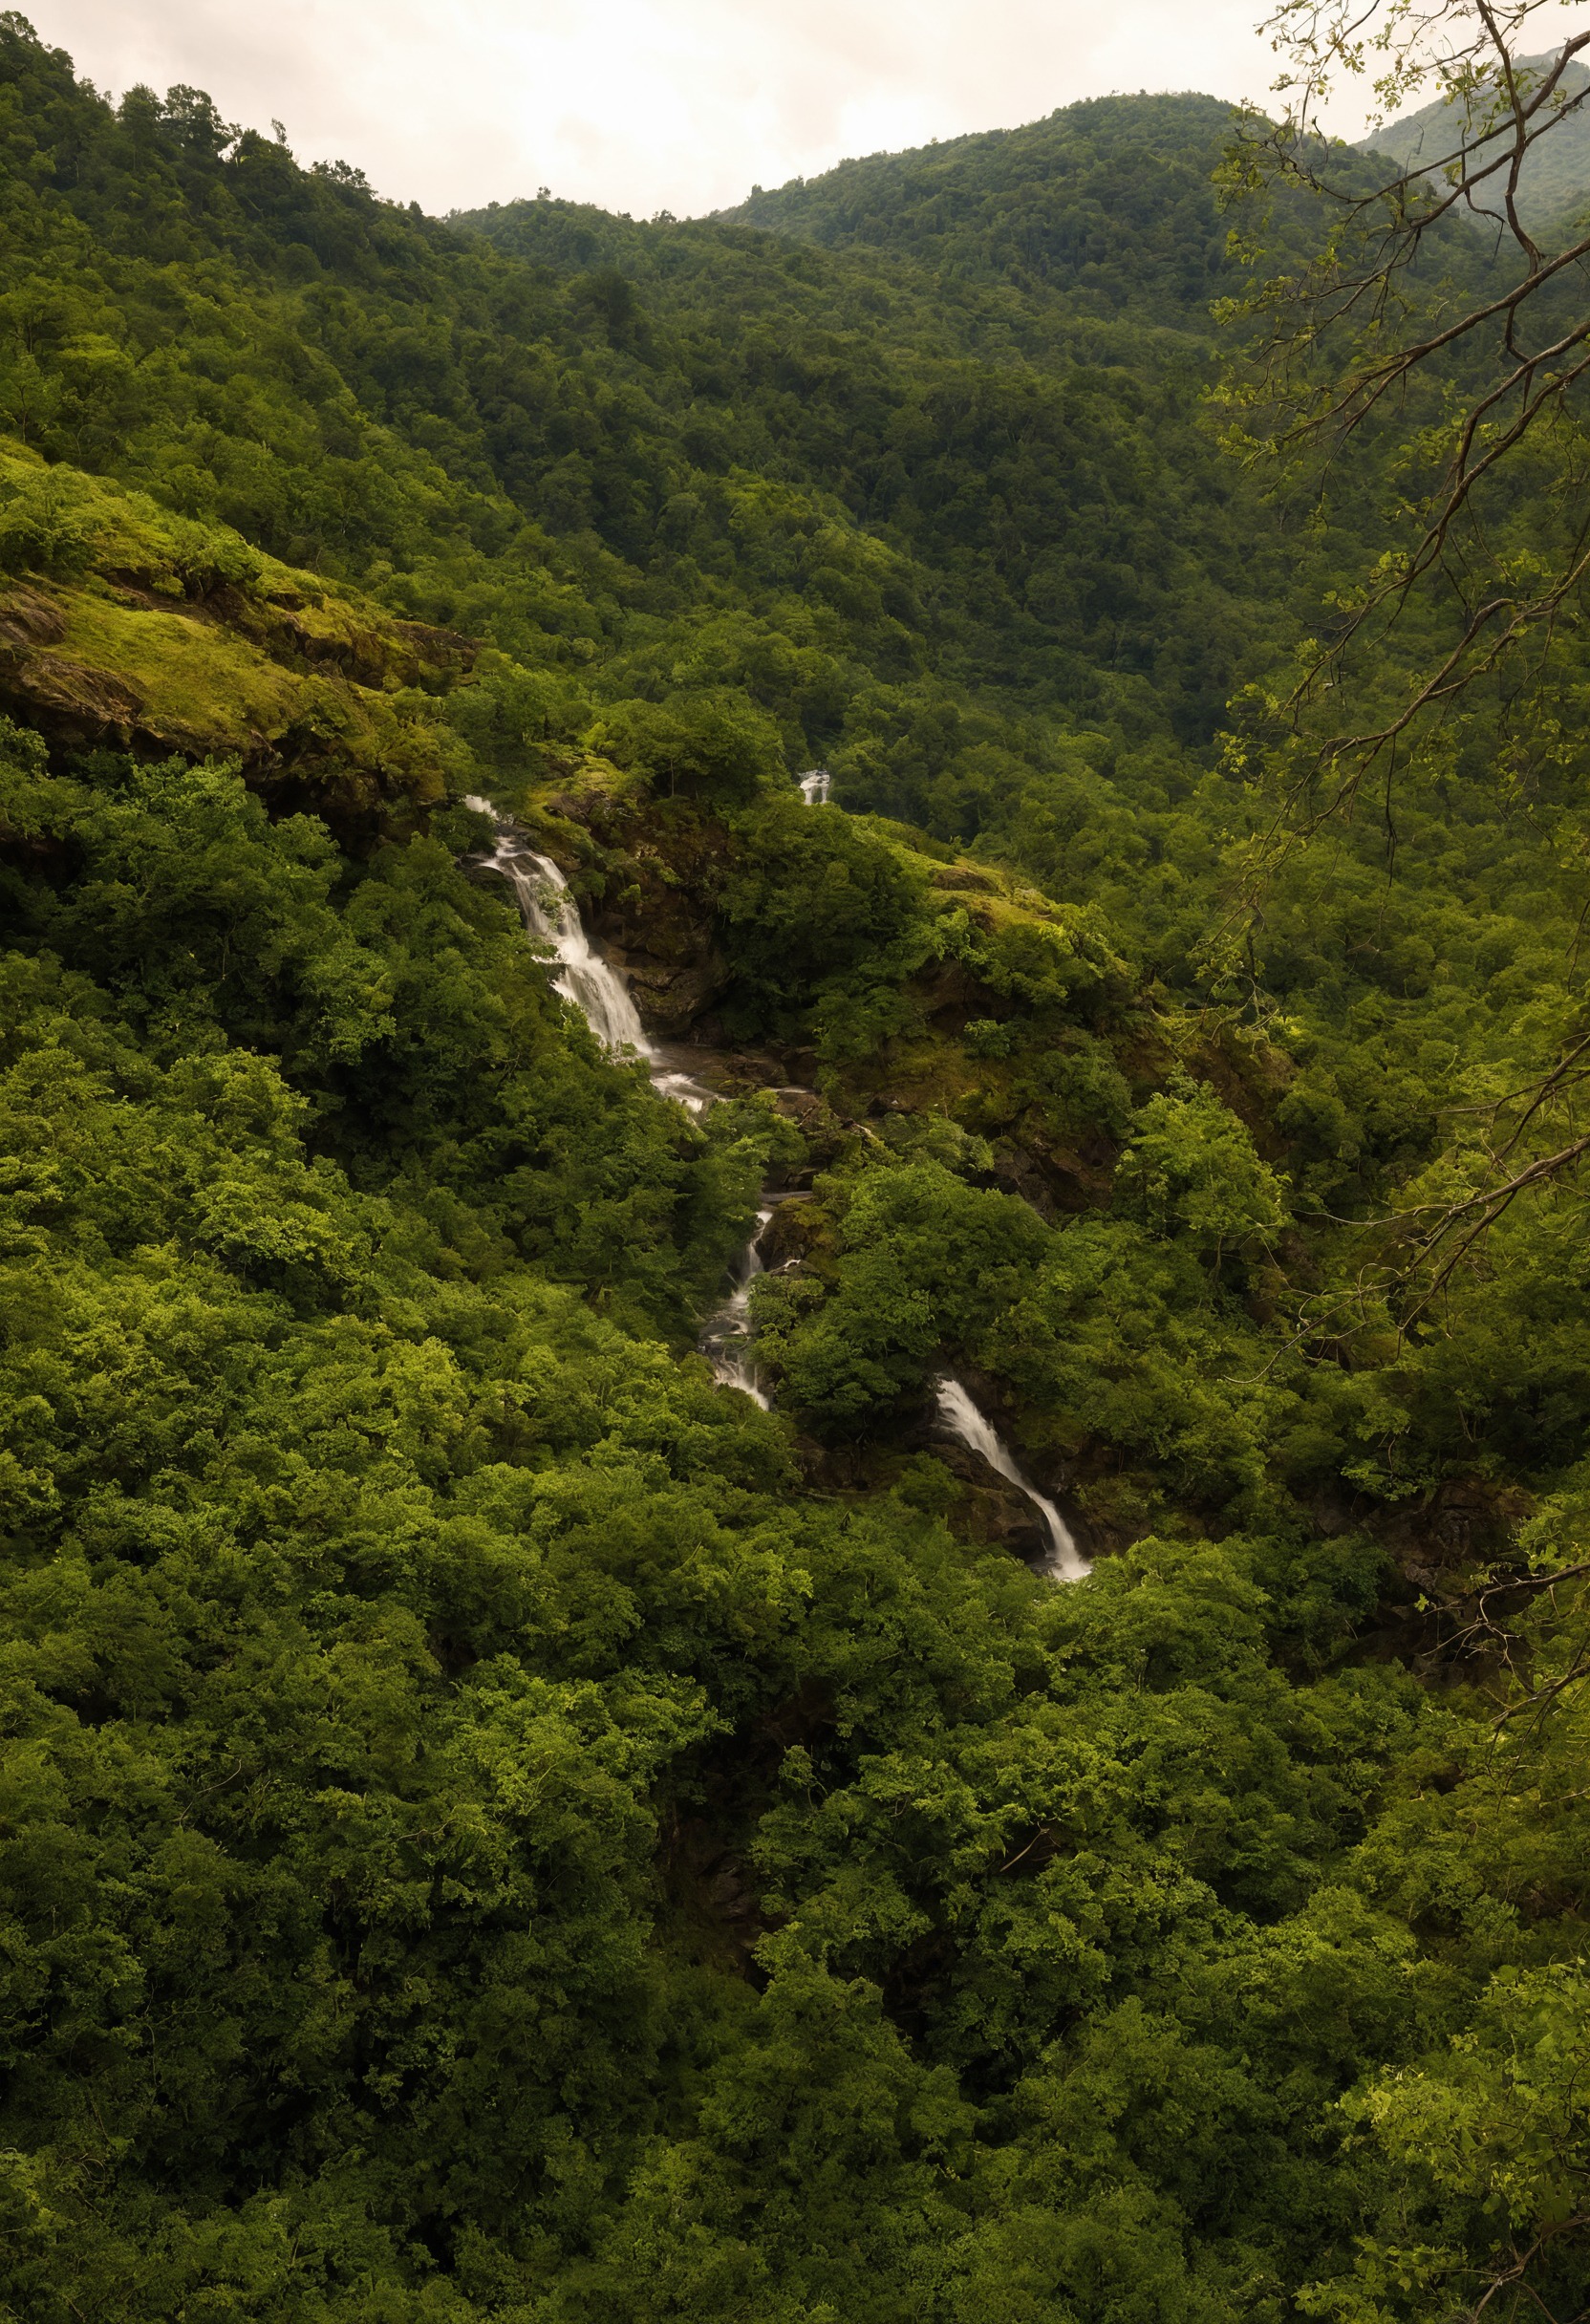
[0,443,468,809]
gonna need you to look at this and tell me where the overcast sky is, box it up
[23,0,1360,220]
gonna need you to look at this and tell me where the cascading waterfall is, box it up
[935,1377,1089,1582]
[465,809,1087,1479]
[699,1206,774,1407]
[464,797,775,1398]
[798,769,831,805]
[466,797,711,1111]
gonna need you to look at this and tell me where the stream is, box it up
[466,798,713,1112]
[467,792,1085,1582]
[935,1377,1090,1582]
[698,1206,774,1407]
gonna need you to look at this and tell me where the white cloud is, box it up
[19,0,1404,218]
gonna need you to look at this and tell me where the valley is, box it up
[0,15,1587,2322]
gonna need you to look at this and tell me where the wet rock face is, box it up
[1,640,144,741]
[0,586,68,653]
[611,951,725,1038]
[588,849,729,1039]
[918,1439,1050,1562]
[758,1193,819,1269]
[0,582,143,743]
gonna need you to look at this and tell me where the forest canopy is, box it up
[0,13,1588,2324]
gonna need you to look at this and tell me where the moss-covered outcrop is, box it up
[0,444,472,826]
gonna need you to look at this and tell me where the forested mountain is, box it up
[721,95,1240,312]
[1363,53,1590,228]
[1,13,1588,2324]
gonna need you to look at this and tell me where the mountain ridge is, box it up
[711,92,1242,319]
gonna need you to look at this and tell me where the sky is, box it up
[24,0,1342,221]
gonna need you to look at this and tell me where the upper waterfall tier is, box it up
[465,797,712,1111]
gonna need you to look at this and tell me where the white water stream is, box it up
[935,1377,1089,1582]
[466,798,712,1112]
[699,1206,774,1407]
[466,805,1086,1502]
[798,769,831,805]
[466,796,775,1393]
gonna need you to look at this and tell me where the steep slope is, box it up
[0,17,1293,785]
[1363,54,1590,230]
[719,93,1243,321]
[0,445,471,826]
[1,20,1589,2324]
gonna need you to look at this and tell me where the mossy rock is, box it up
[0,443,473,823]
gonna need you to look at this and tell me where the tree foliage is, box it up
[0,16,1588,2322]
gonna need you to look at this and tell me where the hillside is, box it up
[461,125,1285,762]
[1362,53,1590,229]
[2,16,1589,2324]
[719,94,1242,318]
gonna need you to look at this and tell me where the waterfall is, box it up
[935,1377,1089,1582]
[798,769,831,805]
[466,798,711,1111]
[465,799,782,1412]
[491,848,650,1052]
[700,1207,774,1407]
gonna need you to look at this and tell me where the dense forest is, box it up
[0,12,1587,2322]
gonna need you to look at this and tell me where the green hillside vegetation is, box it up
[0,441,475,820]
[1,15,1588,2324]
[1361,54,1590,231]
[720,95,1246,316]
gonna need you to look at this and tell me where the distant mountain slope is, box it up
[461,97,1300,762]
[466,90,1491,789]
[1361,54,1590,229]
[0,22,1277,802]
[6,30,1590,2324]
[714,94,1242,322]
